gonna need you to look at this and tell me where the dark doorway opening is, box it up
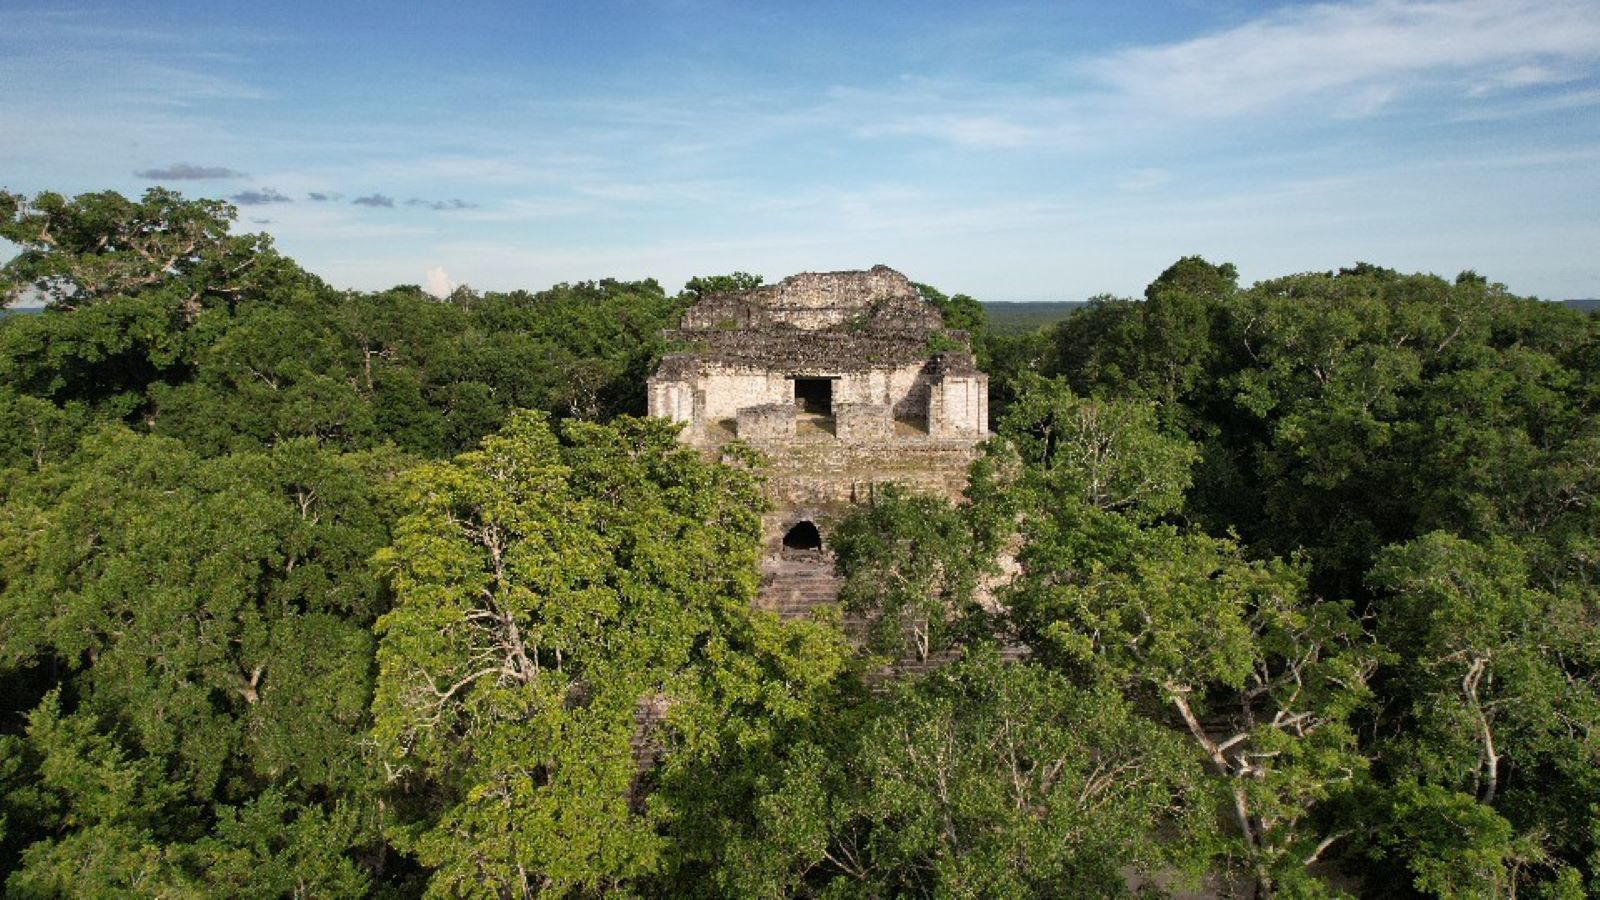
[793,378,833,416]
[782,520,822,552]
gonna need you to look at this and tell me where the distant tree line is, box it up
[0,189,1596,898]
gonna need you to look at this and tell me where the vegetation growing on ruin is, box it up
[1,189,1596,897]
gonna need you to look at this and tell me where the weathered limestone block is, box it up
[679,265,943,333]
[736,403,795,443]
[647,376,695,424]
[693,369,788,422]
[929,374,988,439]
[835,402,893,444]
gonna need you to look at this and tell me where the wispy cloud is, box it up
[1089,0,1600,119]
[306,191,343,202]
[447,197,604,223]
[823,0,1600,153]
[852,106,1065,149]
[351,193,395,208]
[231,187,292,205]
[1468,62,1585,96]
[135,162,245,180]
[404,197,478,211]
[1452,86,1600,120]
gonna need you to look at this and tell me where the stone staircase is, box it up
[756,558,844,619]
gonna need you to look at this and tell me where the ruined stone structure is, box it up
[647,266,989,617]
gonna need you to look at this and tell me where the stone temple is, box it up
[647,266,989,617]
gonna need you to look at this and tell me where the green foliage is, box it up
[0,190,688,467]
[372,411,852,895]
[0,426,403,892]
[649,608,858,894]
[143,278,684,457]
[981,328,1055,421]
[998,373,1197,521]
[0,386,85,474]
[0,188,306,317]
[1359,782,1519,899]
[831,485,1004,662]
[922,330,964,354]
[980,372,1379,894]
[682,271,763,299]
[979,300,1086,336]
[1002,499,1376,892]
[1366,533,1600,893]
[1047,259,1599,600]
[915,281,988,336]
[1034,258,1600,895]
[697,655,1211,898]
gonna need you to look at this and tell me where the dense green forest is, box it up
[977,301,1089,335]
[0,189,1596,898]
[980,299,1598,337]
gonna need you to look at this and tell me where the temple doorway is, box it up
[793,377,833,416]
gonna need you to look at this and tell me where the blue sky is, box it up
[3,0,1599,301]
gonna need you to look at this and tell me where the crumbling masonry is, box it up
[647,266,989,617]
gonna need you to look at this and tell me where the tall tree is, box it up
[1363,533,1600,894]
[0,188,315,322]
[682,271,763,300]
[0,427,405,893]
[830,484,1003,662]
[993,376,1376,897]
[372,412,848,895]
[688,655,1212,898]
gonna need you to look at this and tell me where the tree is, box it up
[830,485,1000,662]
[1044,261,1598,602]
[372,412,847,895]
[683,271,763,299]
[997,373,1196,522]
[0,426,404,893]
[915,282,988,337]
[1365,533,1600,894]
[0,188,312,321]
[0,386,84,472]
[1005,517,1376,896]
[463,278,685,422]
[0,189,326,441]
[993,376,1375,897]
[700,655,1212,898]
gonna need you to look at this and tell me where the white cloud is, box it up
[1452,86,1600,119]
[856,111,1059,149]
[424,266,456,298]
[802,0,1600,157]
[1090,0,1600,119]
[1468,63,1584,96]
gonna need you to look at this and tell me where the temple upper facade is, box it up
[647,265,987,448]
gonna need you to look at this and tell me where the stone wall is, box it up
[680,265,943,333]
[696,368,789,423]
[647,377,694,425]
[835,402,892,444]
[736,403,795,443]
[929,375,987,439]
[651,360,953,448]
